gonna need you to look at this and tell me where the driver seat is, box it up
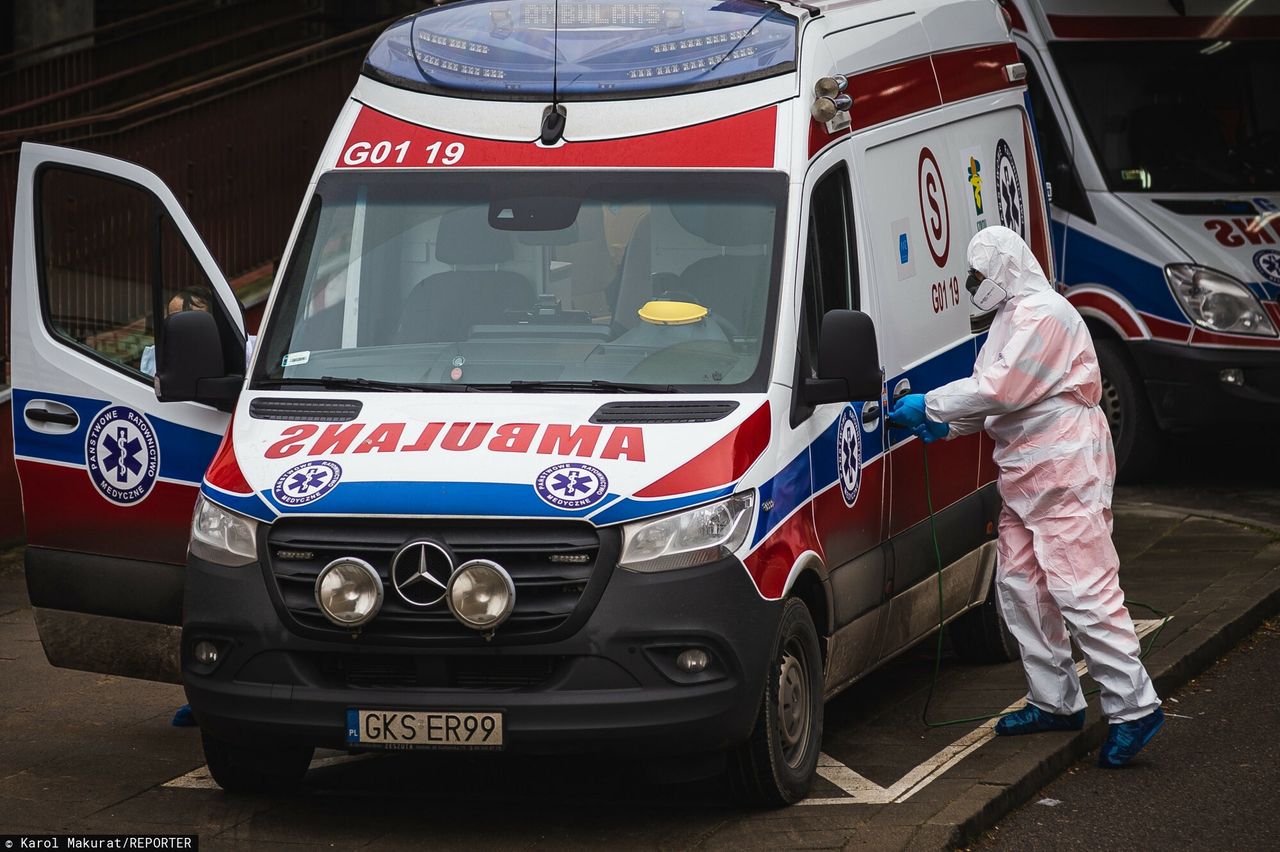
[395,207,534,343]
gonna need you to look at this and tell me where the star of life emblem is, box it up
[85,405,160,505]
[836,406,863,508]
[273,459,342,506]
[534,462,609,510]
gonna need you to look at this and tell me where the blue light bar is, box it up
[363,0,798,100]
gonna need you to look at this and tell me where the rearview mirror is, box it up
[155,311,242,411]
[803,309,882,405]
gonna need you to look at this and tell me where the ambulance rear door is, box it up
[10,143,247,682]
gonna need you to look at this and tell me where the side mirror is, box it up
[155,311,242,411]
[803,309,883,406]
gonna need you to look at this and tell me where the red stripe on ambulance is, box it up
[339,105,777,170]
[18,459,196,566]
[809,43,1025,159]
[635,402,770,498]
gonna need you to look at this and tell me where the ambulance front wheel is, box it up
[1096,339,1162,482]
[201,732,313,794]
[729,596,823,807]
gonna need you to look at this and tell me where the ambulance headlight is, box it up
[1166,265,1278,337]
[619,492,754,573]
[190,495,259,567]
[315,558,383,627]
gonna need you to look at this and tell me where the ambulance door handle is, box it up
[24,400,79,434]
[861,402,881,427]
[892,379,912,402]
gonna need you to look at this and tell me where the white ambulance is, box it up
[12,0,1049,804]
[1005,0,1280,477]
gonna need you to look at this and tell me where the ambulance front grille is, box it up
[263,518,614,644]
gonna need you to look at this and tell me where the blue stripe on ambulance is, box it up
[11,387,221,484]
[1057,225,1186,321]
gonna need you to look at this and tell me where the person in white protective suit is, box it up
[887,226,1164,768]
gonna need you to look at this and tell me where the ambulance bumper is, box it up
[1129,340,1280,430]
[181,551,779,755]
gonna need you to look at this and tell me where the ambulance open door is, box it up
[10,143,246,682]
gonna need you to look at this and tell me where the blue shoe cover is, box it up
[171,704,197,728]
[1099,707,1164,768]
[994,705,1086,736]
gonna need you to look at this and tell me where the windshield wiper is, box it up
[256,376,468,393]
[486,379,678,394]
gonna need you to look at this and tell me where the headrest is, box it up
[436,206,514,265]
[670,202,774,247]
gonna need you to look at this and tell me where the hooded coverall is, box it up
[926,226,1160,723]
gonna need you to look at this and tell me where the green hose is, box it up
[917,443,1169,728]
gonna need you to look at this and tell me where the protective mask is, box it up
[966,268,1008,312]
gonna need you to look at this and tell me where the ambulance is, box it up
[11,0,1048,804]
[1004,0,1280,477]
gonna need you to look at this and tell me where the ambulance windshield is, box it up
[1052,39,1280,192]
[362,0,797,99]
[254,170,786,393]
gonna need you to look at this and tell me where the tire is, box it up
[201,733,313,794]
[949,574,1020,664]
[729,597,824,807]
[1095,338,1162,482]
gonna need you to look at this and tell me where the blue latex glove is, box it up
[887,393,928,428]
[913,420,950,444]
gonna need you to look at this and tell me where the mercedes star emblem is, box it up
[391,540,454,607]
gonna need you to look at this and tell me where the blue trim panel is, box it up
[12,388,222,484]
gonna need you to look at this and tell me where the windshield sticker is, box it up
[273,460,343,506]
[282,351,310,367]
[994,138,1025,239]
[535,463,609,510]
[85,405,160,506]
[836,406,863,508]
[1255,250,1280,285]
[265,421,646,462]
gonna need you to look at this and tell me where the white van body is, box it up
[12,0,1049,802]
[1005,0,1280,476]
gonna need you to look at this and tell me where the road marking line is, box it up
[805,618,1167,806]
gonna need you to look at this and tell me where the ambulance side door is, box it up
[794,155,889,687]
[11,143,246,682]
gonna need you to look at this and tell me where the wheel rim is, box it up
[1100,372,1123,439]
[776,637,812,768]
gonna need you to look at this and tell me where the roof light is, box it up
[363,0,798,100]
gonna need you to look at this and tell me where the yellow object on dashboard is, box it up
[637,300,708,326]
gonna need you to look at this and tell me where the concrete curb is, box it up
[915,502,1280,850]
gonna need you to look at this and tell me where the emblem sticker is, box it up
[995,138,1025,238]
[535,463,609,510]
[836,406,863,508]
[918,146,951,268]
[85,405,160,505]
[1253,249,1280,285]
[273,459,342,506]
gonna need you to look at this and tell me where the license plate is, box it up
[346,709,503,750]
